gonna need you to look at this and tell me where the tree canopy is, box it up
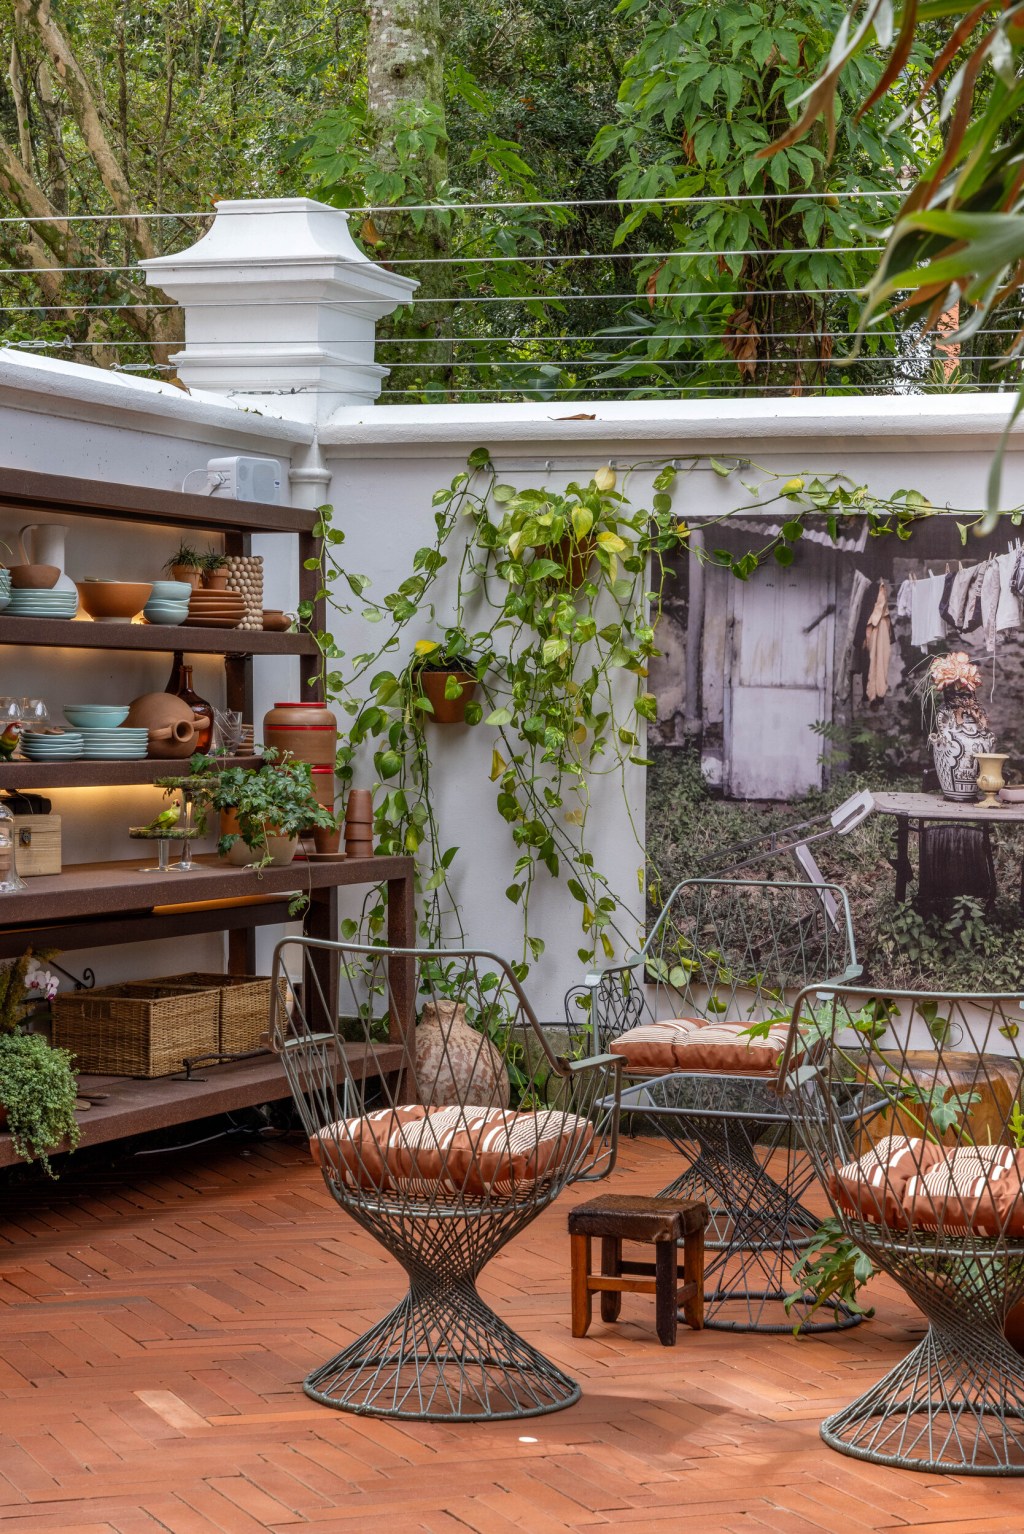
[0,0,941,399]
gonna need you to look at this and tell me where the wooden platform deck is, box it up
[0,1134,1020,1533]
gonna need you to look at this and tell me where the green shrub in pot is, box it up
[174,749,334,870]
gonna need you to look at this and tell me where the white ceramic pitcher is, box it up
[18,523,76,592]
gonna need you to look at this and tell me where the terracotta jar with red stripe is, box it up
[262,701,338,770]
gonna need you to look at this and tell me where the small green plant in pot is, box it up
[183,749,335,871]
[199,547,230,590]
[411,636,482,725]
[165,541,203,588]
[0,951,79,1177]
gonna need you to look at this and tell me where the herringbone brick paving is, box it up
[0,1132,1019,1532]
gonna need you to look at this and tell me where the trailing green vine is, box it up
[299,450,1020,976]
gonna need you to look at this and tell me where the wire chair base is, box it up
[821,1318,1024,1474]
[304,1273,580,1421]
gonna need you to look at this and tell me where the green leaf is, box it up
[486,707,513,727]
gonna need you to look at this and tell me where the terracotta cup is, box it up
[345,789,373,824]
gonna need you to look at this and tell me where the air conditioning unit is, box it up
[206,455,281,503]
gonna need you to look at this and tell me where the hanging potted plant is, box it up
[492,468,631,590]
[0,951,79,1177]
[411,637,481,724]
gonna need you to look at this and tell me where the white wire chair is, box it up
[269,937,621,1421]
[781,985,1024,1473]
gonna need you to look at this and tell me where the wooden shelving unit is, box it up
[0,616,318,654]
[0,466,414,1165]
[0,754,263,791]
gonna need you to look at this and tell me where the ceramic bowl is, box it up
[143,602,189,626]
[9,563,60,589]
[76,580,153,623]
[148,580,193,602]
[63,704,130,728]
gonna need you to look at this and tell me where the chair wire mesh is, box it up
[270,937,621,1421]
[576,879,860,1332]
[782,984,1024,1473]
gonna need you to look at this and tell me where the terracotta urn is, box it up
[263,701,337,766]
[414,998,511,1109]
[125,693,200,758]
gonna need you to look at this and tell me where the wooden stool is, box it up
[568,1193,707,1346]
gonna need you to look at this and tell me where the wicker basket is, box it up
[137,972,283,1055]
[51,983,220,1078]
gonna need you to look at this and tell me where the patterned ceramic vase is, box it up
[414,999,511,1109]
[930,695,995,802]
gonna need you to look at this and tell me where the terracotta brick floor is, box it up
[0,1131,1021,1533]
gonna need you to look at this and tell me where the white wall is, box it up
[320,395,1024,1017]
[5,353,1024,1016]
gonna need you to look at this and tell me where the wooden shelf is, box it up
[0,616,318,654]
[0,1043,404,1170]
[0,853,408,927]
[0,464,316,534]
[0,754,264,791]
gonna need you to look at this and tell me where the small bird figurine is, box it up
[0,721,21,760]
[146,802,181,833]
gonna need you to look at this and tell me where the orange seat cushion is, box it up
[831,1136,1024,1237]
[831,1135,944,1229]
[609,1017,790,1075]
[310,1103,594,1199]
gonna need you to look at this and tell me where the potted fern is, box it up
[0,951,79,1177]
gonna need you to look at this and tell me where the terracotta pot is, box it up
[170,564,202,589]
[415,999,511,1109]
[345,837,374,859]
[125,693,200,758]
[263,701,337,767]
[9,563,60,589]
[420,670,477,724]
[202,571,229,590]
[313,824,342,855]
[219,808,297,867]
[345,789,373,823]
[554,534,596,589]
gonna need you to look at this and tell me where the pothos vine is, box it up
[297,448,1018,980]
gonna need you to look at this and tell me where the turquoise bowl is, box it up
[63,704,130,728]
[143,602,188,626]
[148,580,192,601]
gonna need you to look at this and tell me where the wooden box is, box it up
[12,813,62,877]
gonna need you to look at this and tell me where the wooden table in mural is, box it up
[871,791,1024,907]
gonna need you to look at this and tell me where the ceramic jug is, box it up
[18,523,75,593]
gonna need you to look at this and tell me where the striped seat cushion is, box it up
[832,1136,1024,1237]
[609,1017,790,1075]
[831,1136,944,1228]
[310,1103,594,1199]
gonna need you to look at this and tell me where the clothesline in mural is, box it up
[840,542,1024,705]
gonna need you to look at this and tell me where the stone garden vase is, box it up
[929,696,995,802]
[414,998,511,1109]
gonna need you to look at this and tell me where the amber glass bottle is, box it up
[175,663,214,752]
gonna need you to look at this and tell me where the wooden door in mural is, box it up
[725,552,835,800]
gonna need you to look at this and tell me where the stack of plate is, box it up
[78,726,149,759]
[185,589,246,629]
[21,730,84,760]
[7,589,78,620]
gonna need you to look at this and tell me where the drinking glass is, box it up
[19,698,48,726]
[213,708,244,756]
[0,698,22,722]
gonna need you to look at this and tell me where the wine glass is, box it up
[0,698,22,723]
